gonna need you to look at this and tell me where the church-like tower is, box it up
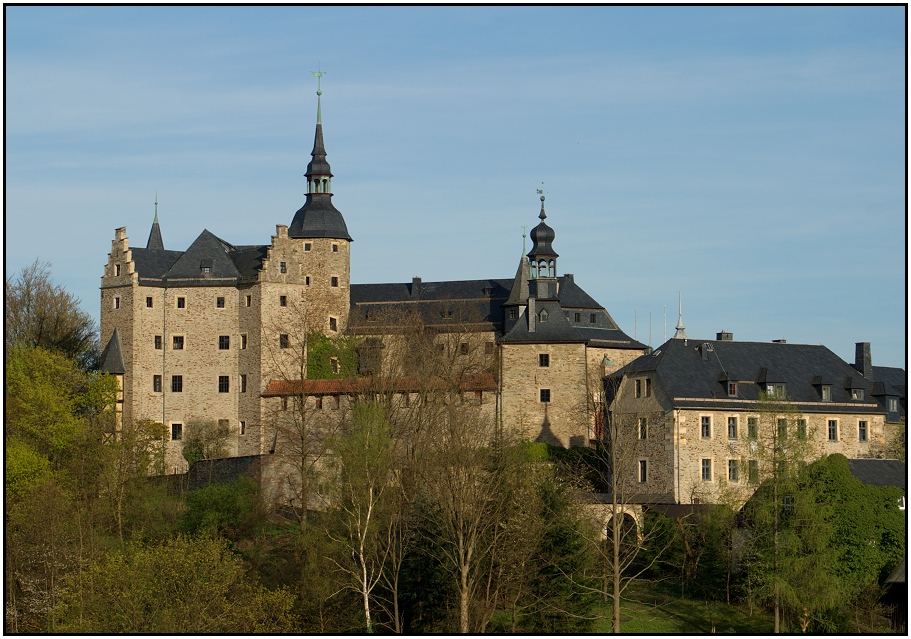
[527,192,558,300]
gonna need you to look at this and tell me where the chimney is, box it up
[528,297,536,333]
[700,343,712,360]
[564,273,573,283]
[411,277,422,298]
[854,342,872,379]
[275,224,288,238]
[772,339,787,344]
[716,330,733,341]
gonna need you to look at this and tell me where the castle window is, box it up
[245,295,252,307]
[240,421,246,435]
[171,423,183,441]
[638,417,648,440]
[827,419,838,442]
[305,275,311,286]
[728,460,739,482]
[821,385,831,401]
[727,382,737,397]
[539,353,550,367]
[797,419,807,440]
[858,420,868,442]
[635,379,642,398]
[279,295,287,307]
[727,416,738,439]
[851,388,864,401]
[329,317,338,332]
[888,397,898,412]
[113,296,121,309]
[241,334,247,350]
[280,261,287,273]
[146,296,153,308]
[332,395,341,410]
[538,309,548,323]
[540,388,551,403]
[777,418,787,440]
[171,375,183,393]
[645,378,652,397]
[748,460,759,484]
[485,342,494,355]
[766,383,785,398]
[574,312,581,322]
[216,296,225,308]
[172,336,184,350]
[747,417,758,439]
[114,264,121,276]
[176,297,186,309]
[700,416,711,439]
[218,335,230,350]
[590,313,597,324]
[330,357,340,374]
[315,396,323,410]
[281,397,288,411]
[218,376,230,393]
[331,276,339,288]
[279,334,289,349]
[240,374,247,393]
[638,459,648,483]
[304,242,312,252]
[701,459,712,481]
[153,375,162,393]
[154,335,162,350]
[508,308,517,320]
[332,243,339,253]
[460,343,469,355]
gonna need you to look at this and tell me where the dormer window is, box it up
[888,397,898,412]
[821,385,832,402]
[851,388,864,401]
[766,383,786,398]
[538,309,548,323]
[508,308,517,320]
[727,382,738,397]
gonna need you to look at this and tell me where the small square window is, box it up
[281,397,288,411]
[728,460,739,482]
[638,417,648,440]
[218,335,230,350]
[240,374,247,393]
[888,397,898,412]
[201,265,211,274]
[747,417,758,439]
[114,264,121,276]
[540,388,551,403]
[858,420,868,442]
[171,375,183,393]
[279,261,287,273]
[245,295,252,307]
[797,419,807,440]
[146,296,153,308]
[485,342,494,355]
[827,419,838,442]
[331,276,339,288]
[460,343,469,355]
[727,416,738,439]
[539,353,550,367]
[574,312,581,322]
[329,317,338,332]
[154,335,162,350]
[172,335,184,350]
[701,458,712,481]
[279,295,287,307]
[590,313,597,324]
[748,460,759,484]
[638,459,648,483]
[241,334,248,350]
[330,357,340,374]
[279,334,289,349]
[701,416,711,439]
[508,308,518,320]
[218,375,230,393]
[113,296,121,309]
[304,242,312,251]
[240,420,246,435]
[315,396,323,410]
[332,243,339,253]
[176,297,186,309]
[821,385,831,401]
[851,388,864,401]
[727,382,737,397]
[216,296,225,308]
[153,375,162,393]
[171,423,183,441]
[332,395,341,410]
[305,275,311,286]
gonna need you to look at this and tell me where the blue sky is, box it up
[6,6,906,366]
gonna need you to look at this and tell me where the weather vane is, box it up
[312,67,326,95]
[536,181,545,202]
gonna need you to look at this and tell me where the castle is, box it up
[99,90,904,505]
[99,91,647,474]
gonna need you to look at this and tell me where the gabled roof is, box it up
[847,458,905,490]
[557,274,603,309]
[872,365,906,398]
[612,337,882,411]
[162,229,241,280]
[99,328,125,375]
[130,248,184,278]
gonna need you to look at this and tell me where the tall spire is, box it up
[146,193,164,250]
[673,291,687,340]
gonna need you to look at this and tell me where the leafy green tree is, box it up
[182,477,262,541]
[306,331,359,378]
[181,418,229,465]
[55,536,296,633]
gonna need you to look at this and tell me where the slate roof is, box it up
[99,328,125,375]
[872,366,906,398]
[502,299,586,343]
[611,337,884,412]
[289,195,353,241]
[146,219,164,250]
[847,458,905,490]
[504,255,530,307]
[131,248,184,279]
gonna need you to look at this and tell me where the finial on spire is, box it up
[153,192,159,224]
[673,291,688,340]
[522,225,527,254]
[312,67,326,124]
[536,182,546,220]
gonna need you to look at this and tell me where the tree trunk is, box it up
[459,564,470,633]
[612,516,621,633]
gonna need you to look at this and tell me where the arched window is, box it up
[539,260,548,277]
[539,309,548,323]
[548,260,555,277]
[530,262,538,278]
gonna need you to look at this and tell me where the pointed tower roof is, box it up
[100,328,125,375]
[146,195,164,250]
[527,193,558,260]
[306,90,332,178]
[504,253,530,307]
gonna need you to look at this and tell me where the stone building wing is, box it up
[99,328,125,375]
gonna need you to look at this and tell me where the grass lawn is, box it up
[592,581,774,633]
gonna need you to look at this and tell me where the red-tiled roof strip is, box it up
[261,373,498,397]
